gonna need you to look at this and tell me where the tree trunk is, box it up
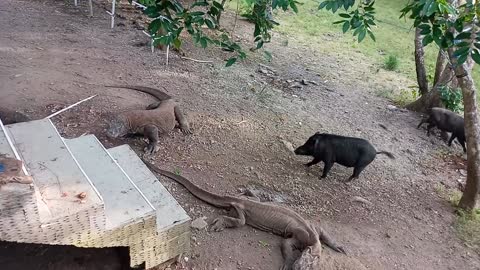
[415,27,429,95]
[406,63,454,112]
[216,0,227,28]
[448,49,480,211]
[433,49,447,86]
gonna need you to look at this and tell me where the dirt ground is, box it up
[0,0,479,269]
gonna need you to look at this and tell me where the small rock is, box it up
[190,217,208,230]
[351,196,372,205]
[289,82,303,89]
[459,169,467,176]
[281,140,295,152]
[300,79,308,85]
[387,105,398,111]
[77,192,87,199]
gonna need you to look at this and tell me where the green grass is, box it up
[227,0,480,92]
[434,184,480,254]
[384,55,399,71]
[456,209,480,254]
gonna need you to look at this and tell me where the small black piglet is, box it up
[294,132,394,182]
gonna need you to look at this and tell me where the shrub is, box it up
[384,55,399,71]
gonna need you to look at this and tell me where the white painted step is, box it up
[107,145,190,232]
[65,135,156,229]
[4,119,104,223]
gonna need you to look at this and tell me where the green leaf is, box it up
[318,1,328,9]
[173,38,182,49]
[199,37,208,48]
[358,29,366,43]
[422,34,433,46]
[456,32,472,40]
[290,1,298,13]
[225,57,237,67]
[333,20,346,24]
[190,11,205,16]
[457,53,468,65]
[453,46,470,57]
[205,17,215,29]
[144,6,160,18]
[148,19,163,35]
[367,30,376,42]
[212,1,224,10]
[190,1,209,8]
[339,13,351,18]
[342,21,350,33]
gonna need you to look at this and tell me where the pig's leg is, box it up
[346,165,367,182]
[426,123,434,136]
[447,133,457,146]
[305,157,321,167]
[321,161,334,178]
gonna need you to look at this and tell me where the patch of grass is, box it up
[455,209,480,253]
[434,184,462,206]
[374,88,417,107]
[434,184,480,253]
[226,0,480,97]
[384,55,399,71]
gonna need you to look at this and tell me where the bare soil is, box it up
[0,0,478,269]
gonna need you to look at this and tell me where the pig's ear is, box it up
[315,131,321,135]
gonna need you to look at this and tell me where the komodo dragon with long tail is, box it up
[104,85,192,154]
[142,160,347,270]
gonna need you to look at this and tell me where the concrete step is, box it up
[65,134,156,230]
[2,118,105,244]
[0,118,38,237]
[108,145,191,268]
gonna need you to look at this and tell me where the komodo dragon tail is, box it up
[376,151,395,159]
[142,159,234,209]
[105,85,172,101]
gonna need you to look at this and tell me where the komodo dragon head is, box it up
[106,117,129,138]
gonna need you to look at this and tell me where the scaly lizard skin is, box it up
[105,85,192,154]
[143,160,346,270]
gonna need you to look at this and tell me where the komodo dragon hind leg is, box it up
[314,223,346,254]
[209,203,245,232]
[143,124,160,154]
[174,106,192,135]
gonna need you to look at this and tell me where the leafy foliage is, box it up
[438,85,464,113]
[384,54,399,71]
[322,0,480,67]
[136,0,300,66]
[320,0,376,42]
[400,0,480,65]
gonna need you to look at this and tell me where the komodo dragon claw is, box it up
[209,217,226,232]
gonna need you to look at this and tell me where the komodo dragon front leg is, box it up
[143,124,161,154]
[209,203,246,232]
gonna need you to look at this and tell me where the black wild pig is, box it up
[294,132,394,182]
[417,107,466,153]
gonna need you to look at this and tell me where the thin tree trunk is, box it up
[415,27,429,95]
[406,63,454,112]
[216,0,228,28]
[433,49,447,86]
[448,49,480,211]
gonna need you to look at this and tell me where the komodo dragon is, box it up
[104,85,192,154]
[142,160,347,270]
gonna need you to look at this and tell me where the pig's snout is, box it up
[294,145,308,155]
